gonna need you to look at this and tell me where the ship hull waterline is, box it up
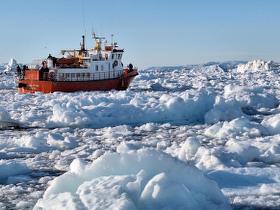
[17,71,138,94]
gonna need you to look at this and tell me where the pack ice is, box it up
[0,59,280,209]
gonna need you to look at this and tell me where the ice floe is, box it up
[34,146,231,210]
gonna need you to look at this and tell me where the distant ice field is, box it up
[1,60,280,209]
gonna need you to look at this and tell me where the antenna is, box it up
[91,26,94,37]
[81,0,86,36]
[92,32,105,40]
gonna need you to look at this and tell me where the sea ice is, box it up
[0,60,280,209]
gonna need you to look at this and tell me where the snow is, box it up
[34,147,230,210]
[0,59,280,209]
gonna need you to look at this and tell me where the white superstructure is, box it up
[46,34,127,81]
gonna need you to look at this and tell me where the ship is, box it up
[17,34,138,93]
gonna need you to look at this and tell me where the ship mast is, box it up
[93,33,105,52]
[81,35,86,51]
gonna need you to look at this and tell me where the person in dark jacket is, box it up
[39,61,49,80]
[40,61,49,72]
[16,65,22,79]
[22,65,27,79]
[128,63,133,72]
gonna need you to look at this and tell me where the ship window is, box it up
[71,73,75,78]
[108,63,111,70]
[66,73,70,78]
[101,65,104,71]
[82,73,85,78]
[87,73,90,78]
[77,73,80,77]
[118,54,121,59]
[96,65,99,71]
[112,54,114,59]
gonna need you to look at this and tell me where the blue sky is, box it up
[0,0,279,68]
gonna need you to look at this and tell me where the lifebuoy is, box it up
[113,60,118,68]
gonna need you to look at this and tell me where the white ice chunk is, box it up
[34,147,230,210]
[0,106,18,128]
[237,60,277,73]
[262,113,280,135]
[0,160,30,182]
[205,118,266,138]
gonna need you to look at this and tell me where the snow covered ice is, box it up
[1,59,280,209]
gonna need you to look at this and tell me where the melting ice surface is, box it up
[1,60,280,209]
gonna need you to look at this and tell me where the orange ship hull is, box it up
[18,69,138,94]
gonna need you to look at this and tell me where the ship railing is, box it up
[53,70,124,82]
